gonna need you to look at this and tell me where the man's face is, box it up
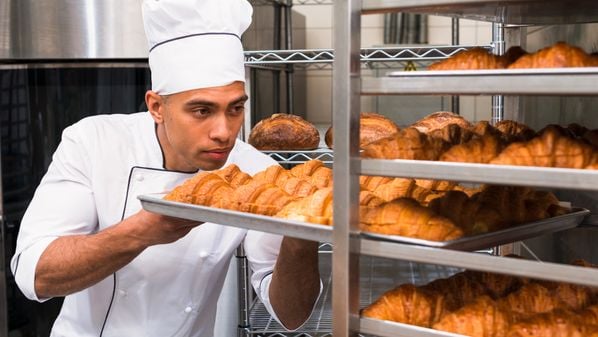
[149,81,246,171]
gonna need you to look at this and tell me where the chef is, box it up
[10,0,321,336]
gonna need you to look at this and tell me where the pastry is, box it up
[248,113,320,150]
[324,112,399,149]
[428,47,508,70]
[361,128,449,160]
[411,111,471,134]
[508,42,596,69]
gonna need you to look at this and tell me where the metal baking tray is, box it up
[360,207,590,251]
[138,193,332,242]
[364,68,598,96]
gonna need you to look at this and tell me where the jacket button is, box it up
[184,306,193,313]
[136,175,144,182]
[118,290,127,297]
[198,251,209,258]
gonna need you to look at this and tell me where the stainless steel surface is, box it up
[361,159,598,191]
[236,245,250,336]
[332,0,361,335]
[368,68,598,95]
[0,0,147,59]
[0,129,6,337]
[360,239,598,287]
[360,317,464,337]
[361,0,598,25]
[138,194,332,242]
[0,63,149,70]
[361,208,590,251]
[450,18,460,115]
[491,23,505,124]
[262,149,334,165]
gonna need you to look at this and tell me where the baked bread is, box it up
[495,120,537,143]
[508,42,596,68]
[428,47,508,70]
[490,125,598,169]
[361,128,449,160]
[440,133,506,164]
[248,113,320,150]
[411,111,472,134]
[324,112,399,149]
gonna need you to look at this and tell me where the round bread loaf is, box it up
[324,112,400,149]
[248,113,320,150]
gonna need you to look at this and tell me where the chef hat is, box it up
[142,0,253,95]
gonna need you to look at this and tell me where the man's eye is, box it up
[193,108,210,116]
[231,105,245,114]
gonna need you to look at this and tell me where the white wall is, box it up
[291,6,495,125]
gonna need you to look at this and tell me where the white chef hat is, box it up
[142,0,253,95]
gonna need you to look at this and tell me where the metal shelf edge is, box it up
[138,194,332,242]
[360,159,598,191]
[360,317,466,337]
[362,70,598,95]
[360,238,598,287]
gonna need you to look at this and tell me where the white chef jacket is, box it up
[10,112,286,337]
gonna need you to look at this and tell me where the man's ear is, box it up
[145,90,164,123]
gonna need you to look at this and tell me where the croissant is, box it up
[372,178,416,202]
[421,271,491,311]
[440,133,505,163]
[253,165,318,197]
[415,179,458,192]
[432,295,516,337]
[490,125,598,169]
[508,42,596,69]
[411,111,472,134]
[232,180,296,215]
[164,172,234,208]
[360,175,394,191]
[428,123,475,145]
[362,128,449,160]
[289,160,333,188]
[361,284,446,327]
[428,47,508,70]
[495,120,537,143]
[360,198,464,241]
[507,309,598,337]
[276,187,333,225]
[213,164,252,188]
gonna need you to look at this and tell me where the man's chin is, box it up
[196,157,230,171]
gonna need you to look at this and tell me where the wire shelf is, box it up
[245,45,490,70]
[246,252,461,336]
[262,149,334,165]
[250,0,332,6]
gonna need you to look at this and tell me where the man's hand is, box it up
[34,210,201,298]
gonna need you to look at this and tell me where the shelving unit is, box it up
[331,0,598,336]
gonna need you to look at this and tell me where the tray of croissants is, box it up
[388,41,598,75]
[361,257,598,337]
[149,153,589,251]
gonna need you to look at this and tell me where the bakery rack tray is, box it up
[361,159,598,191]
[362,207,589,251]
[138,194,332,242]
[360,238,598,287]
[363,68,598,96]
[361,0,598,25]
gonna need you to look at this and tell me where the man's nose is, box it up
[208,113,231,143]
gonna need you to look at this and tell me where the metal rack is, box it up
[245,45,490,70]
[245,250,461,337]
[262,149,334,165]
[331,0,598,336]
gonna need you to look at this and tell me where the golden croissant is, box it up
[360,198,464,241]
[490,125,598,169]
[361,128,449,161]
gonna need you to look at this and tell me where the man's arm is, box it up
[268,237,320,330]
[34,210,200,298]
